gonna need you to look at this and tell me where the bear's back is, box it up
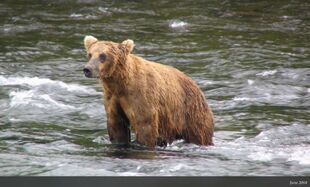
[132,55,213,145]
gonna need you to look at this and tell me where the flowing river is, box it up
[0,0,309,176]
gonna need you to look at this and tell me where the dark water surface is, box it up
[0,0,309,176]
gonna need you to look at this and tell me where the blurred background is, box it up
[0,0,309,176]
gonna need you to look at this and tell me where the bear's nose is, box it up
[83,68,92,78]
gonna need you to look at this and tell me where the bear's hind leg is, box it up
[156,137,167,147]
[183,124,213,146]
[134,112,159,148]
[135,123,158,148]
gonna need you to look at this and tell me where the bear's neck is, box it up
[100,54,137,96]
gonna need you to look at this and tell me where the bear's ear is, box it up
[121,39,135,54]
[84,35,98,51]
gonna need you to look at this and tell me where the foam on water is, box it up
[0,76,98,94]
[256,70,278,77]
[247,79,254,85]
[0,76,103,123]
[288,148,310,165]
[1,123,309,176]
[246,145,310,165]
[232,97,251,101]
[92,136,110,144]
[248,152,273,162]
[221,124,310,166]
[169,20,188,28]
[40,165,118,176]
[9,90,76,110]
[118,172,146,176]
[231,79,304,105]
[167,163,191,172]
[23,140,82,155]
[164,124,310,172]
[70,13,83,18]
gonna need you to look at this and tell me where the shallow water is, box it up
[0,0,309,176]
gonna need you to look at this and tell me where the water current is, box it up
[0,0,309,176]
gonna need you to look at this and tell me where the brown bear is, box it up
[83,35,214,148]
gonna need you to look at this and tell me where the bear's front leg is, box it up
[107,115,130,145]
[106,103,131,145]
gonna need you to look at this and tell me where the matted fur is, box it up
[84,36,214,148]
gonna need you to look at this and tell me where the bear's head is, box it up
[83,35,135,79]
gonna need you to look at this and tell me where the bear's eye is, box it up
[87,53,92,59]
[99,53,106,63]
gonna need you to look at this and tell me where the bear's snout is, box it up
[83,67,92,78]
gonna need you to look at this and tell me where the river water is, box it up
[0,0,309,176]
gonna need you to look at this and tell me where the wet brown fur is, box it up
[85,39,214,148]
